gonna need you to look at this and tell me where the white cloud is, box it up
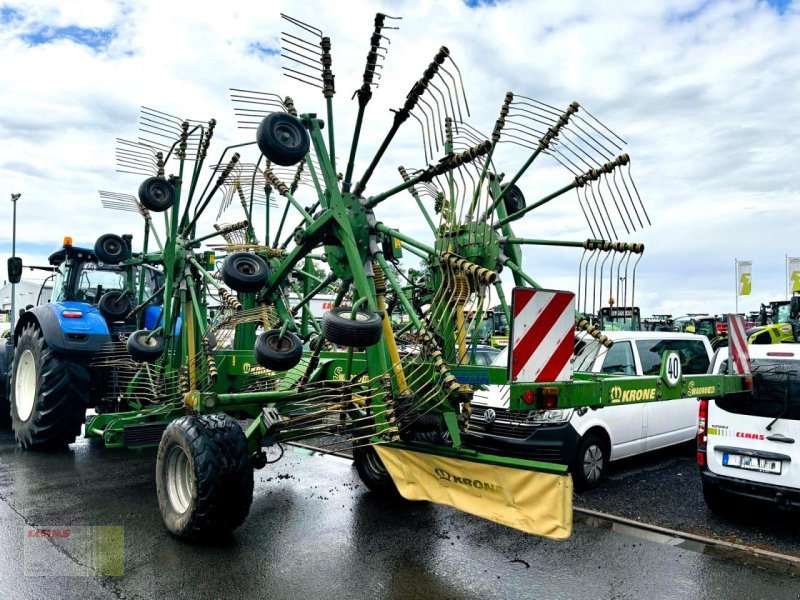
[0,0,797,317]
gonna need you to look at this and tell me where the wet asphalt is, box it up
[0,429,798,600]
[575,443,800,557]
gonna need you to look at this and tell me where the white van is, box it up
[699,345,800,511]
[465,331,713,489]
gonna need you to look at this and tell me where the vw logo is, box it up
[484,408,496,424]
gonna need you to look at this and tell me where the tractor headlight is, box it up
[527,409,573,423]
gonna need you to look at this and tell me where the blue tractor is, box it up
[0,234,163,449]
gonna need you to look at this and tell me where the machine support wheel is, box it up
[221,252,270,293]
[94,233,128,265]
[138,176,176,212]
[127,330,166,362]
[256,112,310,166]
[353,445,402,499]
[254,330,302,371]
[156,415,254,540]
[10,323,89,450]
[321,307,383,348]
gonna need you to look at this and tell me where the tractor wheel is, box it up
[127,330,165,362]
[203,414,254,531]
[0,341,12,429]
[98,291,131,321]
[10,323,89,450]
[221,252,270,294]
[254,330,303,371]
[94,233,128,265]
[321,307,383,348]
[353,445,401,499]
[256,112,310,166]
[138,176,175,213]
[156,415,253,540]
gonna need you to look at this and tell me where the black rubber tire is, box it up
[221,252,270,294]
[156,415,254,540]
[321,307,383,348]
[570,432,609,491]
[254,330,303,371]
[501,184,526,215]
[200,414,254,531]
[138,176,175,213]
[94,233,127,265]
[10,324,89,450]
[0,342,11,429]
[256,112,310,166]
[353,445,401,499]
[702,481,734,515]
[98,291,132,320]
[127,330,165,362]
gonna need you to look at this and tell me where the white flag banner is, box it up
[789,257,800,293]
[737,260,752,296]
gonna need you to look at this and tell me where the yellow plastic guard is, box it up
[374,446,573,540]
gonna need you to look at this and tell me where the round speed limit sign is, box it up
[663,351,682,387]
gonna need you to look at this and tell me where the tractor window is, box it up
[696,320,715,337]
[73,264,126,303]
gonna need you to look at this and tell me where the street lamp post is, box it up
[10,193,21,335]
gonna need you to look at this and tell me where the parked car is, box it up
[464,331,713,489]
[467,344,501,366]
[698,344,800,512]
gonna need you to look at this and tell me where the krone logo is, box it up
[610,386,623,403]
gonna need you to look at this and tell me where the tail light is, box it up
[697,399,708,466]
[537,387,559,410]
[743,376,753,391]
[62,311,83,319]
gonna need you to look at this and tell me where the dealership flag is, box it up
[737,260,752,296]
[789,257,800,293]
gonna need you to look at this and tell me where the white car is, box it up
[699,344,800,511]
[465,331,713,489]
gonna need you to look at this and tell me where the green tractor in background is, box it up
[747,295,800,344]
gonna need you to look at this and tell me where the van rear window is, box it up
[716,359,800,420]
[636,339,710,375]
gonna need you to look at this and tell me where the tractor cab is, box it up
[465,309,509,348]
[748,295,800,344]
[597,305,641,331]
[46,237,162,322]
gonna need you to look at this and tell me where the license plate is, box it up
[722,452,781,474]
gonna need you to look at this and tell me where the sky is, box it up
[0,0,798,318]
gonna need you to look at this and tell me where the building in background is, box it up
[0,279,53,324]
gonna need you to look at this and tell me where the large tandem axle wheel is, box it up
[156,414,254,540]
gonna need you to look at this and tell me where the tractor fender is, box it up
[15,302,112,354]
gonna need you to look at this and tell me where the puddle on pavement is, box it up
[575,513,800,577]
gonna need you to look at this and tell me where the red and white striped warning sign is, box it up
[727,313,751,375]
[510,288,575,383]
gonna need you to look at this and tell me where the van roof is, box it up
[600,331,707,342]
[715,344,800,360]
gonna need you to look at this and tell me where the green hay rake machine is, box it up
[6,13,751,540]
